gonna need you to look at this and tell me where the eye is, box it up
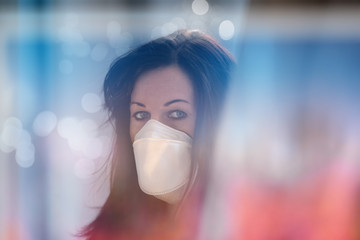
[133,111,150,120]
[168,110,187,119]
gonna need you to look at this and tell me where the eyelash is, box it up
[168,110,187,119]
[133,111,150,121]
[132,110,188,121]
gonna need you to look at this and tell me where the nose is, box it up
[149,113,161,122]
[147,115,169,129]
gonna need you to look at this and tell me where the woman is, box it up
[80,29,235,239]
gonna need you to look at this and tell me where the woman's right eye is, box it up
[133,111,150,120]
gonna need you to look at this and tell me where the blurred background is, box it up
[1,0,360,239]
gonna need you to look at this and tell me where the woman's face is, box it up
[130,65,196,141]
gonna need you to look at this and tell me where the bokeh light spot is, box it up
[107,21,122,48]
[4,117,23,129]
[172,17,187,29]
[219,20,235,40]
[16,142,35,168]
[57,117,100,153]
[161,22,178,36]
[1,117,23,149]
[80,119,98,135]
[81,93,102,114]
[33,111,58,137]
[57,117,78,139]
[192,0,209,16]
[91,43,108,62]
[83,138,103,159]
[0,141,14,153]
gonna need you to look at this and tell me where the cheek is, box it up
[129,119,144,142]
[166,116,196,138]
[185,110,197,138]
[187,116,197,138]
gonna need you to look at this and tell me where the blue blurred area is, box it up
[7,38,54,116]
[233,38,360,106]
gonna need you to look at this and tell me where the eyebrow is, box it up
[130,99,189,108]
[130,102,146,107]
[164,99,189,106]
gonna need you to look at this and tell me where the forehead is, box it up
[131,66,194,102]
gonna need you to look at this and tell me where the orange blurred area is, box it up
[226,160,359,240]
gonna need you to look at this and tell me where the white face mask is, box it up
[133,119,193,204]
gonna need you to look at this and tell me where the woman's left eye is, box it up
[168,110,187,119]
